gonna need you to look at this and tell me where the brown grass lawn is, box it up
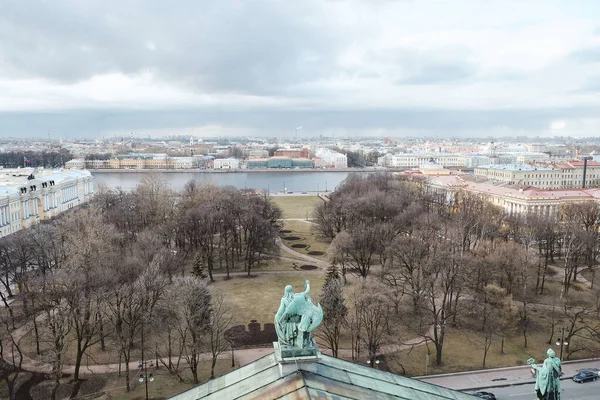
[271,196,323,219]
[580,265,598,286]
[212,273,326,326]
[388,306,600,377]
[280,220,331,261]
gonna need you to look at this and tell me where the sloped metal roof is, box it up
[169,352,474,400]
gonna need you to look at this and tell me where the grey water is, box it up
[91,171,359,193]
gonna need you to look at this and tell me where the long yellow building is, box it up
[0,168,94,238]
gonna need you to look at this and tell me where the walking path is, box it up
[276,238,329,269]
[8,315,434,375]
[547,264,593,288]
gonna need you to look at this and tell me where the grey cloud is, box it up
[575,77,600,93]
[365,47,478,85]
[0,107,596,139]
[400,62,477,85]
[571,46,600,63]
[0,1,338,95]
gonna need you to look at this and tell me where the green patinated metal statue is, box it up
[275,280,323,349]
[527,348,562,400]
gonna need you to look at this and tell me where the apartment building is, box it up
[425,175,594,219]
[474,161,600,189]
[0,168,94,238]
[213,158,240,169]
[314,149,348,168]
[66,154,201,169]
[378,153,467,168]
[274,148,310,159]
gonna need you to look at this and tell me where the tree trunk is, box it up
[124,347,131,392]
[168,330,173,370]
[435,343,443,366]
[0,292,15,329]
[482,337,490,369]
[211,356,217,379]
[99,316,106,351]
[74,343,84,382]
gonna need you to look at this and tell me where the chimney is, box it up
[583,157,591,188]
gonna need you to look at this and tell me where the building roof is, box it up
[428,175,600,202]
[475,164,554,171]
[169,352,473,400]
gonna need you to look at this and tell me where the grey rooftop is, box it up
[169,349,474,400]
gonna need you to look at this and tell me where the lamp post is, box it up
[138,319,154,400]
[556,327,569,360]
[366,359,380,369]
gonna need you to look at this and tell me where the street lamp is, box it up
[366,359,380,369]
[138,318,155,400]
[556,327,569,360]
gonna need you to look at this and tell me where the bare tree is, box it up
[414,241,465,366]
[0,312,23,400]
[57,207,118,382]
[104,260,166,392]
[465,284,515,367]
[384,235,430,314]
[207,293,234,379]
[39,274,72,400]
[352,279,393,365]
[168,276,212,384]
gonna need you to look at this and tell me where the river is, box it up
[91,170,364,193]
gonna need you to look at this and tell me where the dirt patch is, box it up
[300,265,318,270]
[307,251,325,256]
[291,244,308,248]
[279,229,292,234]
[283,236,301,241]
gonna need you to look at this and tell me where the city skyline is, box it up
[1,0,600,138]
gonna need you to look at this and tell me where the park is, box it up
[1,173,600,399]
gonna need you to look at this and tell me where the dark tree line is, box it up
[84,153,112,160]
[0,150,73,168]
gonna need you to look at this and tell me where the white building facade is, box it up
[0,168,94,238]
[315,149,347,168]
[474,161,600,189]
[213,158,240,169]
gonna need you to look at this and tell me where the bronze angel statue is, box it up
[275,280,323,348]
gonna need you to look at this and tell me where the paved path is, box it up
[547,264,593,288]
[276,238,329,269]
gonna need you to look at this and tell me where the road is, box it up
[479,379,600,399]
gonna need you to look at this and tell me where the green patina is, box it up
[274,280,323,350]
[527,348,562,400]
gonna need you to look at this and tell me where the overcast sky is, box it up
[1,0,599,139]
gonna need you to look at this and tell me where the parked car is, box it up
[572,370,598,383]
[471,392,496,400]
